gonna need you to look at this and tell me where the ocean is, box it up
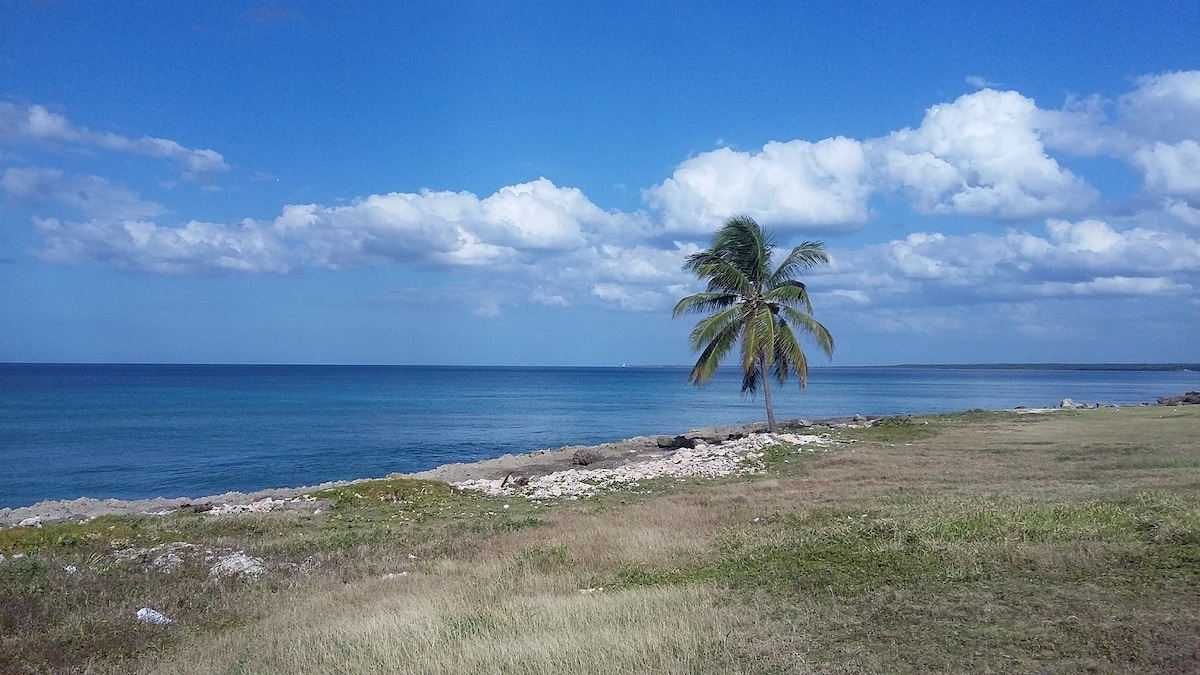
[2,363,1197,509]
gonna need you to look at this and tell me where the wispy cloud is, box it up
[820,218,1200,306]
[0,103,230,181]
[965,75,1000,89]
[2,167,164,220]
[246,3,301,26]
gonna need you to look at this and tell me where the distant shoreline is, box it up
[6,394,1198,525]
[0,417,788,526]
[0,406,1123,526]
[2,362,1197,371]
[4,366,1196,515]
[880,363,1199,372]
[0,412,924,525]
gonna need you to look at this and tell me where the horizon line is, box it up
[2,361,1197,371]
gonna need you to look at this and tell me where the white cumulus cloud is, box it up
[645,137,872,234]
[271,178,623,269]
[16,175,645,278]
[1131,140,1200,198]
[1117,70,1200,144]
[648,87,1116,229]
[872,89,1099,220]
[1035,71,1200,201]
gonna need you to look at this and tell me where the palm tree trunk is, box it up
[760,355,778,433]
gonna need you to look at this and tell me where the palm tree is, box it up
[672,215,834,433]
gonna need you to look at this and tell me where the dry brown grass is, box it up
[143,578,749,674]
[139,406,1200,674]
[6,406,1197,674]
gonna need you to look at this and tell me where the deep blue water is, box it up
[2,364,1197,509]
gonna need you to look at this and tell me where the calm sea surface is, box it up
[2,364,1197,509]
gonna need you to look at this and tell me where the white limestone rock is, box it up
[208,551,265,579]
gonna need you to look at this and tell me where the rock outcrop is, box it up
[1158,391,1200,406]
[209,551,265,579]
[572,449,603,465]
[454,432,830,500]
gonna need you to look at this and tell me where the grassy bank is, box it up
[2,406,1198,673]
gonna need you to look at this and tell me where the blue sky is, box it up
[1,1,1198,366]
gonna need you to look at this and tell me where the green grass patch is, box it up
[512,545,571,575]
[0,515,177,558]
[609,490,1200,599]
[310,476,463,509]
[826,415,940,443]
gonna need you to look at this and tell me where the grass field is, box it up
[2,406,1198,673]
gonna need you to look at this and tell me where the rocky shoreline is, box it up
[5,396,1195,528]
[0,417,825,527]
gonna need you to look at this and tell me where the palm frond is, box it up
[672,292,739,318]
[687,317,742,386]
[763,280,814,313]
[710,214,774,285]
[740,364,761,396]
[780,306,834,358]
[734,307,757,373]
[683,252,754,296]
[739,305,775,377]
[772,319,811,388]
[768,242,829,287]
[686,305,742,352]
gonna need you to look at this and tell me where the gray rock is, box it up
[655,435,696,450]
[1060,398,1082,409]
[209,551,265,579]
[1158,391,1200,406]
[500,472,529,487]
[573,449,603,466]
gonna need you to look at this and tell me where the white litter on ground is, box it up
[136,607,173,625]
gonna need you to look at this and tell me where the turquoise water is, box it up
[2,364,1197,509]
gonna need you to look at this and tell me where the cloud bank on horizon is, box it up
[4,73,1198,315]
